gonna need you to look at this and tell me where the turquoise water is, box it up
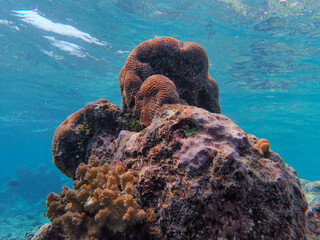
[0,0,320,238]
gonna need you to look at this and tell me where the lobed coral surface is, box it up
[134,74,180,126]
[119,37,220,122]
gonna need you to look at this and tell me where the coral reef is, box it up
[46,156,153,240]
[119,37,220,117]
[43,37,314,239]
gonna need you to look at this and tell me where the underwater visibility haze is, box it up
[0,0,320,238]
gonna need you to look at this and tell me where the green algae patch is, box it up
[182,118,201,137]
[125,113,145,132]
[171,117,202,137]
[78,120,92,136]
[78,120,93,152]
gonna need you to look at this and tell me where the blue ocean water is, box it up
[0,0,319,238]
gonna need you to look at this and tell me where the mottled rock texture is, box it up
[29,223,62,240]
[300,179,320,239]
[52,98,126,179]
[112,104,307,239]
[50,100,309,240]
[119,37,220,119]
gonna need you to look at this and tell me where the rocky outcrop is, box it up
[111,104,307,239]
[45,37,312,239]
[48,103,308,239]
[52,98,126,179]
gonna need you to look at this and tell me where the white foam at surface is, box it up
[41,49,64,60]
[0,19,10,25]
[116,50,130,54]
[12,9,105,46]
[0,19,20,30]
[43,35,87,58]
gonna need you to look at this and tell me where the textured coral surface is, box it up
[119,37,220,118]
[134,75,180,126]
[46,156,151,240]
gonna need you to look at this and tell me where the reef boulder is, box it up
[46,35,311,239]
[111,104,307,239]
[52,98,126,179]
[47,102,309,239]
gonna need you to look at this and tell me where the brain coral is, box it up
[134,75,180,126]
[119,37,220,115]
[46,156,153,240]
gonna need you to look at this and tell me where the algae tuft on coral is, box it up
[125,113,145,132]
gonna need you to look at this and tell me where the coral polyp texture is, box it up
[134,75,180,126]
[119,37,220,121]
[40,37,317,240]
[46,156,154,240]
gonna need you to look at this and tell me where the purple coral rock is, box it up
[49,102,309,239]
[112,104,307,239]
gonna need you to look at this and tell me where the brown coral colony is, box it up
[119,37,221,125]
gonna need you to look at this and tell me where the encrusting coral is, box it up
[134,75,180,126]
[46,156,152,240]
[119,37,220,118]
